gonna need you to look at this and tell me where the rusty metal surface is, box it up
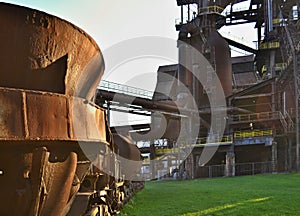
[207,30,233,97]
[0,146,79,216]
[176,0,246,8]
[0,3,143,215]
[0,2,104,99]
[71,97,107,142]
[26,92,69,139]
[0,147,32,216]
[38,150,77,216]
[113,134,142,179]
[0,87,107,142]
[0,89,24,137]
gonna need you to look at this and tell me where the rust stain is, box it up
[0,3,142,215]
[22,91,29,138]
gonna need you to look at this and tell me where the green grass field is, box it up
[120,173,300,216]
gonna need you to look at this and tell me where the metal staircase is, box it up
[282,25,300,69]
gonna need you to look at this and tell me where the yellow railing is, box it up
[234,129,273,139]
[194,135,233,146]
[275,63,288,70]
[155,136,233,154]
[272,18,284,26]
[273,18,281,25]
[259,42,280,49]
[155,148,178,155]
[261,63,287,73]
[153,130,274,155]
[199,6,224,15]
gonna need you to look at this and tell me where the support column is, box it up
[257,26,262,45]
[267,0,273,33]
[185,154,194,180]
[150,139,156,180]
[107,101,111,125]
[167,152,172,178]
[288,137,292,171]
[225,151,235,177]
[191,154,195,179]
[272,141,278,173]
[270,51,276,78]
[181,5,183,24]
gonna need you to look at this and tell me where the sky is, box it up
[1,0,180,47]
[2,0,181,89]
[2,0,257,125]
[2,0,256,85]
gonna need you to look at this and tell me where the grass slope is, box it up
[120,173,300,216]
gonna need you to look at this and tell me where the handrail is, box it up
[199,6,224,15]
[278,111,288,131]
[231,111,284,122]
[98,80,154,99]
[261,63,288,73]
[259,41,280,49]
[153,130,276,155]
[234,129,273,138]
[288,108,300,117]
[230,111,288,131]
[219,30,257,50]
[155,130,275,153]
[155,148,178,155]
[195,135,233,145]
[285,111,294,131]
[278,23,295,69]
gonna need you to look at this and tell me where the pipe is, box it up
[181,5,184,24]
[97,89,253,116]
[267,0,273,32]
[188,4,190,22]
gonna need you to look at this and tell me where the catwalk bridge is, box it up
[96,80,285,148]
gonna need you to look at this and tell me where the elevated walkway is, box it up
[230,111,294,133]
[98,80,153,99]
[143,129,275,156]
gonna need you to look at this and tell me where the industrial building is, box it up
[145,0,300,179]
[97,0,300,180]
